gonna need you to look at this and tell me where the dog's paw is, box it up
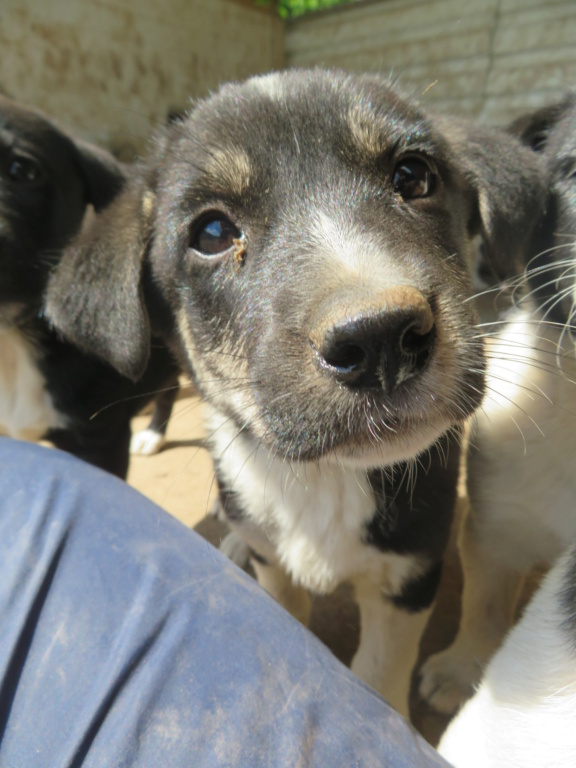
[219,531,251,569]
[130,428,166,456]
[418,647,481,714]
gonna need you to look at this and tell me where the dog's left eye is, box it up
[190,215,241,256]
[7,155,42,184]
[392,158,435,200]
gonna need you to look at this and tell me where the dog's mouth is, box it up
[250,352,484,466]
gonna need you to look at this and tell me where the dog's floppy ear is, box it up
[509,94,576,152]
[45,170,155,382]
[440,118,547,279]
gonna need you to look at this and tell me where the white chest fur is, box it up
[472,305,576,566]
[209,408,413,594]
[0,327,65,440]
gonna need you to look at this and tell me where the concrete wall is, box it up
[286,0,576,125]
[3,0,573,148]
[0,0,284,154]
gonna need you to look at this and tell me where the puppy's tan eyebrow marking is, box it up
[347,104,389,158]
[202,147,252,196]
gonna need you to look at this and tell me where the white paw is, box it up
[219,531,251,569]
[130,429,166,456]
[419,647,482,714]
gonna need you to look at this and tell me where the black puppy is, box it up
[46,70,544,715]
[0,95,179,477]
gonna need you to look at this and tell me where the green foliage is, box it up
[256,0,356,19]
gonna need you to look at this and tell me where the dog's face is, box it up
[155,72,487,465]
[0,95,124,313]
[47,70,546,467]
[511,95,576,326]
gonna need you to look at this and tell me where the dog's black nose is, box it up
[311,288,436,392]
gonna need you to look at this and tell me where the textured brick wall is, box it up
[286,0,576,124]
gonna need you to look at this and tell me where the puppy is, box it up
[439,540,576,767]
[45,69,544,715]
[0,95,179,477]
[420,94,576,715]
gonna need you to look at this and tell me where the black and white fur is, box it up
[44,70,544,715]
[419,94,576,720]
[439,540,576,767]
[0,95,179,477]
[428,94,576,768]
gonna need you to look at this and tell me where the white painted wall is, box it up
[0,0,284,154]
[286,0,576,124]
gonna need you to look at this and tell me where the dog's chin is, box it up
[327,424,453,468]
[257,413,458,469]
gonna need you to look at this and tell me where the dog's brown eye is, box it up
[190,215,240,256]
[8,155,42,184]
[529,130,548,153]
[393,158,435,200]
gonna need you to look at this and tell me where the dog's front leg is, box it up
[419,507,525,715]
[130,376,180,456]
[352,577,432,719]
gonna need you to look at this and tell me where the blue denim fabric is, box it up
[0,438,449,767]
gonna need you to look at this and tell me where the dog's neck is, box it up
[207,405,422,593]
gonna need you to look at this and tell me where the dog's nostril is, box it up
[401,325,436,357]
[322,342,367,375]
[401,325,436,381]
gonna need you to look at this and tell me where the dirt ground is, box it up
[126,384,465,747]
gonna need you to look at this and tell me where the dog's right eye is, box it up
[392,158,436,200]
[7,155,42,184]
[190,215,241,256]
